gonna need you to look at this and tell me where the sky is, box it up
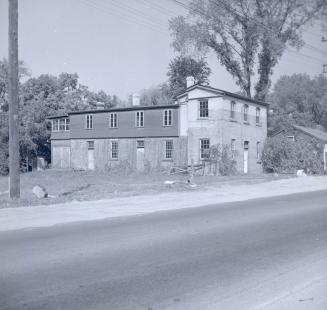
[0,0,326,100]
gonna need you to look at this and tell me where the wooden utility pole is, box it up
[8,0,20,198]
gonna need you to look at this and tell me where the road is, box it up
[1,190,327,310]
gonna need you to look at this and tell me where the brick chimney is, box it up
[186,76,195,88]
[96,101,105,110]
[132,93,140,106]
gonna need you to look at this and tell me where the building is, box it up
[49,80,268,174]
[272,124,327,172]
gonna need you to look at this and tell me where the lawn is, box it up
[0,169,285,208]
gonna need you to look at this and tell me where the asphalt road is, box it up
[1,190,327,310]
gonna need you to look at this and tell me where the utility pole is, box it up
[8,0,20,198]
[323,37,327,74]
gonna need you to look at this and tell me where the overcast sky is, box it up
[0,0,326,99]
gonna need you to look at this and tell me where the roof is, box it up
[68,104,179,115]
[292,125,327,142]
[47,114,69,120]
[176,84,269,107]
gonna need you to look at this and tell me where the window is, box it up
[244,141,249,150]
[135,111,144,127]
[256,107,260,124]
[287,135,295,141]
[231,139,236,159]
[86,114,93,129]
[256,142,261,161]
[111,141,118,159]
[109,113,117,128]
[243,104,249,122]
[230,101,236,119]
[59,118,66,131]
[163,109,173,126]
[52,119,59,131]
[199,100,209,118]
[52,118,69,131]
[65,118,70,131]
[136,140,144,148]
[87,141,94,150]
[165,140,173,159]
[200,139,210,160]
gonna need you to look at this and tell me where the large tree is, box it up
[268,73,327,133]
[167,56,211,97]
[170,0,327,101]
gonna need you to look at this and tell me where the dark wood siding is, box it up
[69,108,179,139]
[51,131,70,140]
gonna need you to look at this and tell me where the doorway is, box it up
[243,141,249,174]
[136,140,145,172]
[87,141,95,170]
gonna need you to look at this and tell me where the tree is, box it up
[139,83,173,106]
[169,0,327,101]
[167,56,211,97]
[268,74,327,133]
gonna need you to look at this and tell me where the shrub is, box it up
[206,144,237,176]
[262,136,324,174]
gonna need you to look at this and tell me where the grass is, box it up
[0,169,288,208]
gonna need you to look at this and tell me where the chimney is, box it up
[186,76,195,88]
[96,101,105,110]
[132,93,140,106]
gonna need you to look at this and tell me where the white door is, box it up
[136,140,145,172]
[88,149,95,170]
[243,141,249,174]
[53,146,70,168]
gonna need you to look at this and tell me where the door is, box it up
[53,146,70,169]
[243,141,249,174]
[88,149,95,170]
[136,140,145,172]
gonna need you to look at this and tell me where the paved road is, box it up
[1,190,327,310]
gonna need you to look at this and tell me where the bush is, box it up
[206,144,237,176]
[262,136,324,174]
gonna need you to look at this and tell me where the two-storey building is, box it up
[49,81,268,174]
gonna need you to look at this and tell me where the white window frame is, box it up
[165,140,173,160]
[256,141,261,161]
[163,109,173,126]
[199,100,209,118]
[231,139,236,159]
[109,113,118,128]
[243,104,249,122]
[230,101,236,119]
[111,140,119,159]
[52,119,59,132]
[200,138,210,160]
[135,111,144,127]
[87,140,94,150]
[85,114,93,129]
[136,140,145,148]
[256,107,261,124]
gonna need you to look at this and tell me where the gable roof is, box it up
[176,84,269,107]
[293,125,327,142]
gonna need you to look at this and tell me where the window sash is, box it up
[109,113,117,128]
[87,141,94,150]
[256,142,261,160]
[111,141,118,159]
[200,139,210,159]
[163,109,172,126]
[136,111,144,127]
[165,140,173,159]
[243,105,248,122]
[65,118,70,131]
[256,108,260,124]
[231,139,236,159]
[86,114,93,129]
[52,119,69,131]
[52,120,59,131]
[230,102,236,119]
[199,101,209,118]
[137,140,144,148]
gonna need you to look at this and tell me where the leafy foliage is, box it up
[262,136,324,174]
[268,74,327,134]
[169,0,327,101]
[167,56,211,97]
[139,83,173,106]
[206,144,237,175]
[0,59,122,174]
